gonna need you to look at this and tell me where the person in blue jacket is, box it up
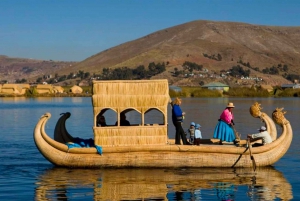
[171,97,188,145]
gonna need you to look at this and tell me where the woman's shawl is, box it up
[219,108,234,124]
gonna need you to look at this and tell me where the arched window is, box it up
[116,108,141,126]
[96,108,117,127]
[144,108,165,125]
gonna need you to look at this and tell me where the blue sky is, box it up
[1,0,299,61]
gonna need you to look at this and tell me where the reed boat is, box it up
[34,79,293,168]
[35,167,293,200]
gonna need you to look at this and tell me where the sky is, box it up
[1,0,300,62]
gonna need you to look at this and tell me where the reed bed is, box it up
[224,87,270,97]
[170,87,222,98]
[275,88,300,97]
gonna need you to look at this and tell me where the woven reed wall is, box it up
[94,126,167,146]
[92,80,169,146]
[92,80,169,114]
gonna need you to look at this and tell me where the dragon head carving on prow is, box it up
[250,102,263,118]
[272,107,288,125]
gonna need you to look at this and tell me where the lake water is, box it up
[0,97,299,200]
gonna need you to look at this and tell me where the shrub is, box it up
[224,87,270,97]
[191,89,222,97]
[170,87,222,98]
[276,88,300,97]
[25,87,38,97]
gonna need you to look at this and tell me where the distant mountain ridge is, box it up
[0,55,76,83]
[1,20,300,86]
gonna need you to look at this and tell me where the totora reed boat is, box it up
[34,79,293,168]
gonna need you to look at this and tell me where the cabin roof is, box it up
[92,79,169,113]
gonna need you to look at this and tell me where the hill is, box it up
[1,20,300,86]
[0,55,76,84]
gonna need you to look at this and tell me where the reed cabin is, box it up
[92,80,170,147]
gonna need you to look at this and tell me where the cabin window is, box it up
[96,108,117,127]
[116,109,141,126]
[144,108,164,125]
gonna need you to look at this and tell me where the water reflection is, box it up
[35,167,292,201]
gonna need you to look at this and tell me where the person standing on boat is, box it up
[171,97,188,145]
[213,102,236,145]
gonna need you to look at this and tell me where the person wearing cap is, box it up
[194,123,202,146]
[171,97,188,145]
[247,126,272,147]
[185,122,195,144]
[213,102,236,145]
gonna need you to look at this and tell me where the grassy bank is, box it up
[169,86,300,98]
[274,88,300,97]
[22,86,93,97]
[1,85,300,98]
[169,87,222,98]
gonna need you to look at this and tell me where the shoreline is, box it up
[1,86,299,98]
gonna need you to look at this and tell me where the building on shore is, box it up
[70,85,83,94]
[281,84,300,89]
[53,86,64,93]
[169,85,182,92]
[36,84,54,94]
[201,82,229,92]
[1,84,30,95]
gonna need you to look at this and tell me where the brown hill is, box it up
[0,55,76,83]
[1,20,300,86]
[63,20,300,86]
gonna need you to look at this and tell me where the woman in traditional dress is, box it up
[213,102,236,145]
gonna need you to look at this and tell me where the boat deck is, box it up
[167,138,248,147]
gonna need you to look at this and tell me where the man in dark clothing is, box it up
[115,112,130,126]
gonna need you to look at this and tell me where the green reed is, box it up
[224,87,270,97]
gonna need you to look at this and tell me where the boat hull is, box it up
[34,108,292,168]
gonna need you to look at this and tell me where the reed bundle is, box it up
[93,126,167,146]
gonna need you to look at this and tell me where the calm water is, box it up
[0,97,299,200]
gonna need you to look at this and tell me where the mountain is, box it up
[0,55,76,83]
[1,20,300,86]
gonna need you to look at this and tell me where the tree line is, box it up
[2,53,300,84]
[33,62,167,84]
